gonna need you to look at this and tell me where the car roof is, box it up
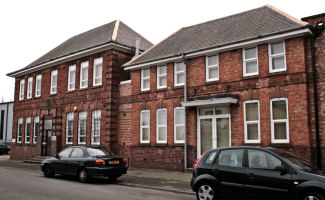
[206,146,275,153]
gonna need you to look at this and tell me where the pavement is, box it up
[0,155,194,195]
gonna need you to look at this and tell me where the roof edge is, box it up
[112,20,120,40]
[266,4,308,25]
[302,13,325,20]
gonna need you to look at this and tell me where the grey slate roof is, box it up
[19,20,153,71]
[124,5,308,67]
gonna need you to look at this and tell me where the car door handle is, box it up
[247,173,256,180]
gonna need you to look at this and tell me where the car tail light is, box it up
[95,159,105,166]
[122,158,127,165]
[194,152,206,170]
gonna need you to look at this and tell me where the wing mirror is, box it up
[55,154,60,159]
[275,165,288,175]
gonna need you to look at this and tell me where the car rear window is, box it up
[87,148,112,157]
[205,151,217,165]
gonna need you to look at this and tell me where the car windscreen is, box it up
[86,148,113,157]
[276,152,313,172]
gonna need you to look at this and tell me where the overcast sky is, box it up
[0,0,324,102]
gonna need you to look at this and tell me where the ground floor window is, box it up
[156,109,167,143]
[140,110,150,143]
[17,118,23,143]
[244,101,260,143]
[66,113,74,144]
[33,116,39,144]
[174,107,185,143]
[91,110,101,145]
[25,117,31,144]
[78,111,87,144]
[271,98,289,143]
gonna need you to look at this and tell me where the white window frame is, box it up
[68,64,76,91]
[80,61,89,89]
[270,98,289,143]
[174,62,185,86]
[17,118,23,143]
[244,100,260,143]
[33,116,39,144]
[206,55,219,82]
[243,47,259,76]
[35,75,42,97]
[50,70,58,94]
[156,109,167,143]
[25,117,31,144]
[141,68,150,91]
[157,66,167,89]
[93,57,103,86]
[268,41,286,73]
[174,107,185,143]
[27,77,33,99]
[78,111,87,145]
[140,110,150,143]
[91,110,101,145]
[19,79,25,101]
[66,112,74,144]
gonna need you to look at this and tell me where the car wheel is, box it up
[78,169,89,183]
[44,166,55,178]
[196,182,217,200]
[108,175,120,181]
[302,192,325,200]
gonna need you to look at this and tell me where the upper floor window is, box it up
[19,79,25,100]
[174,107,185,143]
[80,61,89,89]
[93,57,103,86]
[271,98,289,143]
[33,116,39,144]
[140,110,150,143]
[244,101,260,143]
[91,110,101,145]
[27,77,33,99]
[157,66,167,89]
[35,75,42,97]
[25,117,31,144]
[206,55,219,82]
[156,109,167,143]
[243,47,258,76]
[17,118,23,143]
[68,64,76,91]
[269,41,286,73]
[174,62,185,86]
[50,70,58,94]
[141,69,150,91]
[78,111,87,145]
[66,112,74,144]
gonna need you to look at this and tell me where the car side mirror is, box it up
[55,154,60,159]
[275,165,288,175]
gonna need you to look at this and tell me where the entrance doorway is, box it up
[197,106,231,158]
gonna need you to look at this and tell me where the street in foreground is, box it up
[0,167,194,200]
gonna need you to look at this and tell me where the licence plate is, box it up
[109,160,119,165]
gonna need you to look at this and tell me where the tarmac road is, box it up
[0,167,195,200]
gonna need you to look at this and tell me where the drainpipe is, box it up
[311,21,324,169]
[182,54,187,172]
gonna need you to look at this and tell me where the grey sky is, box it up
[0,0,324,102]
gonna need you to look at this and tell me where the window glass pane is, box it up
[82,67,88,80]
[159,77,167,87]
[247,124,258,140]
[248,149,281,169]
[199,108,214,116]
[205,151,217,165]
[208,67,218,79]
[207,55,218,66]
[176,63,185,72]
[217,118,229,148]
[175,109,185,124]
[141,111,149,126]
[143,69,150,77]
[142,128,149,141]
[158,127,166,140]
[143,79,150,89]
[246,103,258,121]
[158,66,166,75]
[176,73,185,84]
[274,122,287,140]
[157,110,166,125]
[272,100,287,119]
[245,48,257,59]
[246,61,257,73]
[218,149,243,167]
[176,126,185,141]
[200,119,212,154]
[96,64,102,77]
[271,42,284,55]
[215,106,230,115]
[272,56,285,70]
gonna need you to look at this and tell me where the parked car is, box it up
[0,142,10,155]
[191,146,325,200]
[41,146,128,183]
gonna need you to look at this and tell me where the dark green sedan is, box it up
[41,146,128,183]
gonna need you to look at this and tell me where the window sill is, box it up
[66,90,75,94]
[79,87,88,91]
[270,143,291,148]
[173,85,184,90]
[91,85,102,89]
[155,88,167,92]
[171,143,184,147]
[138,143,150,147]
[242,75,260,80]
[204,80,220,85]
[267,70,288,77]
[154,143,167,147]
[140,90,151,94]
[34,96,41,99]
[49,93,57,96]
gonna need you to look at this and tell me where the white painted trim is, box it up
[270,98,290,143]
[174,62,185,87]
[25,117,31,144]
[19,79,25,101]
[206,55,219,82]
[157,65,167,89]
[93,57,103,86]
[268,41,287,73]
[66,112,74,145]
[156,109,167,144]
[68,64,76,91]
[243,100,260,143]
[174,107,185,144]
[124,28,311,71]
[80,61,89,89]
[9,42,133,77]
[17,118,23,143]
[182,97,238,107]
[140,110,150,143]
[27,77,33,99]
[120,80,131,85]
[35,74,42,97]
[141,69,150,91]
[50,70,58,95]
[243,47,259,77]
[78,111,87,145]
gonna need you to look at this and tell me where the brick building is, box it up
[7,5,325,171]
[7,20,152,159]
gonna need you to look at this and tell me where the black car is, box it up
[41,146,128,183]
[0,142,10,155]
[191,146,325,200]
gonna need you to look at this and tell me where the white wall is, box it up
[0,102,13,143]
